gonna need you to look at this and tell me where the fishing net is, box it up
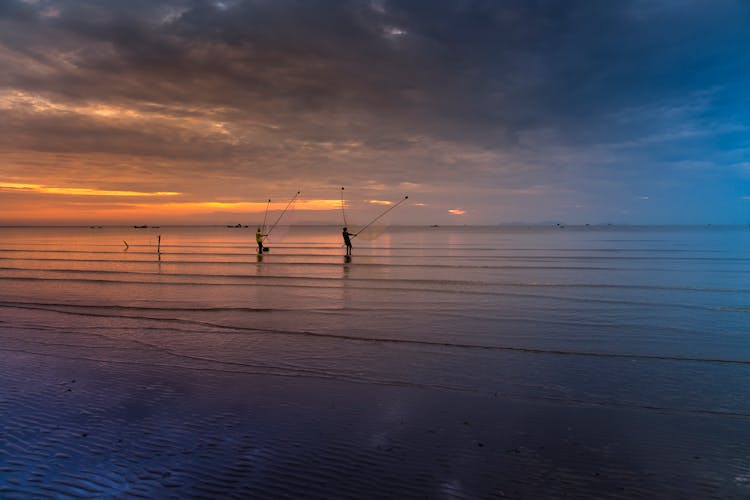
[352,209,394,241]
[264,195,298,244]
[340,190,407,242]
[350,202,406,241]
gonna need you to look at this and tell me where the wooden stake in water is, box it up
[157,235,161,254]
[123,240,129,250]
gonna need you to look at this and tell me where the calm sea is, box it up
[1,225,749,497]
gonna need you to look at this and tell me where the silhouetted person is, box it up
[342,227,356,256]
[256,228,267,254]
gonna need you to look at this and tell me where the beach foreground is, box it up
[1,226,749,497]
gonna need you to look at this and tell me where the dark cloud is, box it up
[3,1,746,133]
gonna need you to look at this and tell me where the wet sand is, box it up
[2,342,749,498]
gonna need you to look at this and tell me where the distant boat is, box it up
[134,225,148,228]
[429,224,439,228]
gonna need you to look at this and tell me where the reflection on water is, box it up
[2,225,750,354]
[0,225,749,497]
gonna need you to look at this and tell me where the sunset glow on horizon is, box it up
[0,193,345,225]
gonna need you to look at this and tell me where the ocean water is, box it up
[1,225,749,497]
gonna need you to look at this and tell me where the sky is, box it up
[1,0,749,225]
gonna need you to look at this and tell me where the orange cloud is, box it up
[448,208,466,215]
[141,199,342,213]
[0,182,181,197]
[368,199,393,205]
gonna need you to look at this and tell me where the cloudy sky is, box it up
[1,0,749,225]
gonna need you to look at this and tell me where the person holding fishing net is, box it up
[339,186,408,257]
[342,227,356,256]
[255,227,267,254]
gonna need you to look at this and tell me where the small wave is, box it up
[2,246,750,262]
[0,276,745,314]
[2,301,749,366]
[0,300,274,313]
[0,256,638,271]
[3,265,750,294]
